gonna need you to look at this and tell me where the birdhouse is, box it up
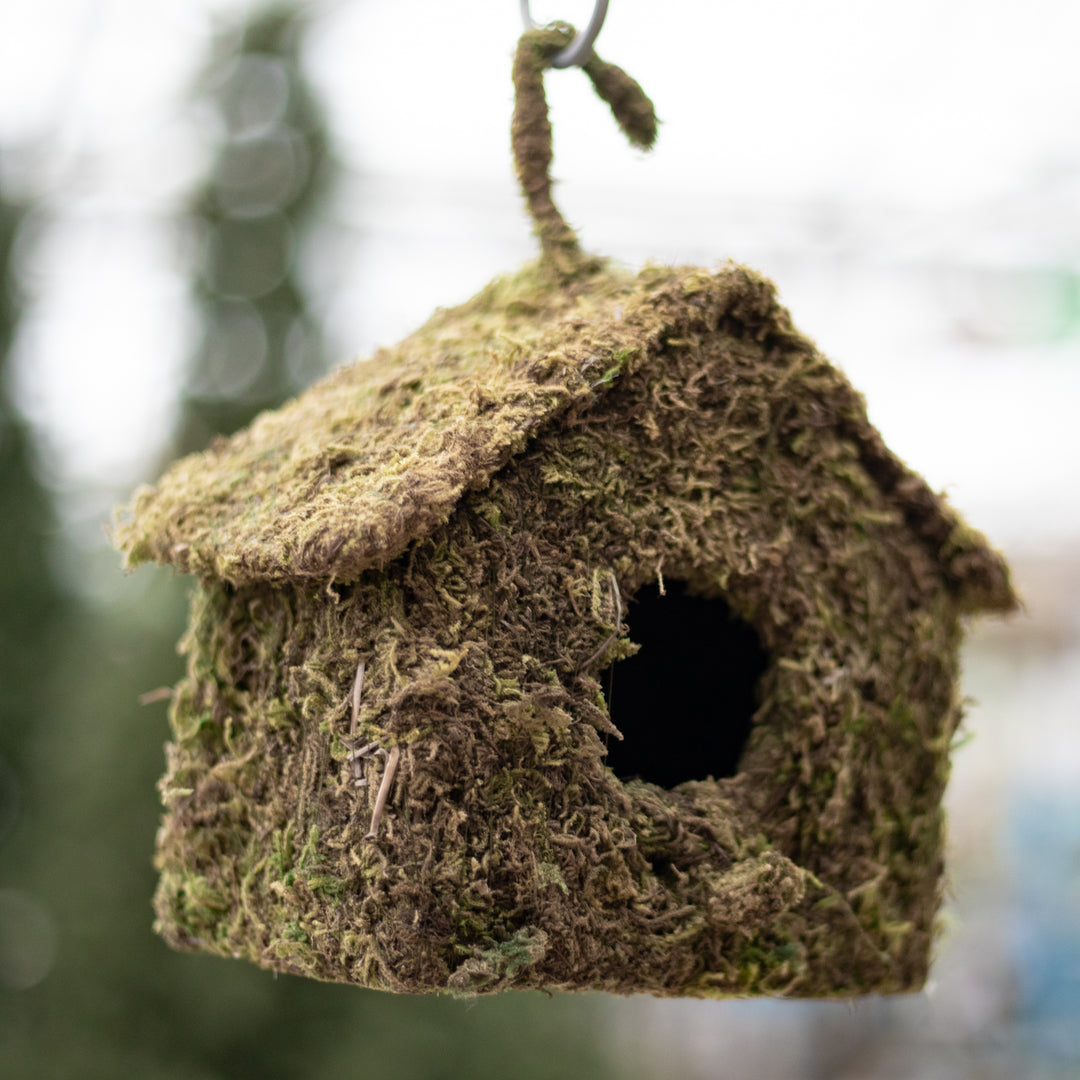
[116,26,1016,998]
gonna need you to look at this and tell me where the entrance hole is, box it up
[602,581,769,788]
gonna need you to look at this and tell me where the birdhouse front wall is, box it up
[154,302,966,997]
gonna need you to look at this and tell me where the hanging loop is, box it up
[519,0,610,68]
[512,22,658,280]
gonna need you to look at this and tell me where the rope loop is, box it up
[511,24,658,280]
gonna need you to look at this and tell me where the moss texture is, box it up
[115,27,1016,998]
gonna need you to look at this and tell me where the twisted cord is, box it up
[511,25,658,280]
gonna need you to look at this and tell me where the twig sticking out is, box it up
[347,660,366,788]
[582,570,623,669]
[343,657,400,837]
[366,745,400,841]
[138,686,174,706]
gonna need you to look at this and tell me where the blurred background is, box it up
[1,1,1077,1077]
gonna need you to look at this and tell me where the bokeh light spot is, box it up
[217,55,290,136]
[207,213,292,299]
[214,129,309,216]
[0,889,57,991]
[189,299,268,400]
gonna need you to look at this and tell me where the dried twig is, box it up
[349,660,365,727]
[582,570,623,669]
[366,745,400,841]
[344,657,399,833]
[138,686,174,706]
[348,660,366,787]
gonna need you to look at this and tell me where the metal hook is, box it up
[519,0,610,69]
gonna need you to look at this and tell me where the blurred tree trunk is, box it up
[175,4,335,455]
[0,178,65,810]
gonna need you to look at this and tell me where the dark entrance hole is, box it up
[602,581,769,788]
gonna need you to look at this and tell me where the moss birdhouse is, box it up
[116,26,1016,998]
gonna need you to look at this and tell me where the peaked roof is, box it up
[115,260,1015,614]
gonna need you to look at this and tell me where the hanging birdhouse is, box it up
[116,20,1016,998]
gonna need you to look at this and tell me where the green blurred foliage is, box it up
[0,7,624,1078]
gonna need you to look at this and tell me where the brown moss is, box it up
[121,260,1015,997]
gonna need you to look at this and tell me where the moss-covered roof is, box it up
[115,259,1014,614]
